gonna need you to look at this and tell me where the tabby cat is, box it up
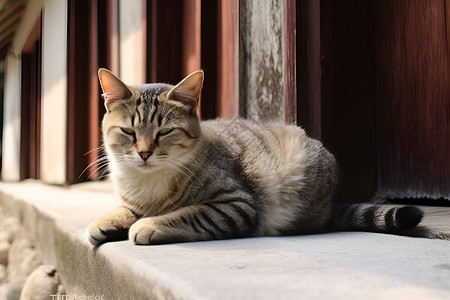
[87,68,438,246]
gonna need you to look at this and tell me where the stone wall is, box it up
[0,210,64,300]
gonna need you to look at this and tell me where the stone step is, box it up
[0,180,449,300]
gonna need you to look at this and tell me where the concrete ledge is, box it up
[0,180,450,300]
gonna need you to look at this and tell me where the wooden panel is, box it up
[148,0,219,118]
[67,0,118,182]
[20,53,30,179]
[147,0,183,84]
[199,0,218,119]
[67,0,94,183]
[182,0,201,76]
[296,0,321,139]
[375,1,450,199]
[35,39,42,179]
[28,43,39,178]
[320,0,376,203]
[95,0,118,179]
[217,0,238,119]
[283,0,296,124]
[20,16,41,180]
[87,0,100,180]
[182,0,202,117]
[98,0,119,74]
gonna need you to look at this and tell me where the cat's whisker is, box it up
[92,160,110,180]
[79,155,109,179]
[162,158,199,184]
[163,161,194,183]
[85,162,110,181]
[83,147,104,156]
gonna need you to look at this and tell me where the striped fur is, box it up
[87,69,429,246]
[330,204,423,233]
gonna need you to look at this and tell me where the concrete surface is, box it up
[0,179,449,300]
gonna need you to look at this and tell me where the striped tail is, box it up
[329,204,424,234]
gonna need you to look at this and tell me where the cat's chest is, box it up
[113,169,181,215]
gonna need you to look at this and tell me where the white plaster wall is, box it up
[1,0,44,181]
[2,55,21,181]
[119,0,146,85]
[40,0,68,184]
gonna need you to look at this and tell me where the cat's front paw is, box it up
[129,218,182,245]
[129,218,161,245]
[87,219,129,246]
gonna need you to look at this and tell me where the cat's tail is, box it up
[329,203,424,234]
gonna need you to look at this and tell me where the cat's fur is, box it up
[87,69,444,246]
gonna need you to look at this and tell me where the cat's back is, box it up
[199,118,314,192]
[200,118,310,165]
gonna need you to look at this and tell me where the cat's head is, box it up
[98,68,204,173]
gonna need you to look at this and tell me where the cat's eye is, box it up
[158,127,175,136]
[120,127,135,135]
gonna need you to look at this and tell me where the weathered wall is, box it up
[239,0,285,122]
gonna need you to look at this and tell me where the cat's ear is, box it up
[167,70,204,112]
[98,68,133,110]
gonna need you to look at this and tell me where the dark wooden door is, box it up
[20,16,41,180]
[300,0,449,203]
[374,1,450,200]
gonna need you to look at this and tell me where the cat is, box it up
[87,68,445,246]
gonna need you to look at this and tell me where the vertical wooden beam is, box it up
[35,37,41,179]
[147,0,157,82]
[182,0,201,76]
[146,0,183,84]
[28,47,37,178]
[87,0,99,180]
[99,0,119,74]
[283,0,297,124]
[20,15,42,180]
[20,53,30,180]
[108,0,119,74]
[141,0,147,82]
[217,0,239,118]
[67,0,90,183]
[199,0,218,119]
[296,0,321,139]
[182,0,202,117]
[67,0,81,183]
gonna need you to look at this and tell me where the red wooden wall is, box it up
[299,0,449,202]
[375,1,450,199]
[17,0,449,202]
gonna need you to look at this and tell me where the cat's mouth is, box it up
[134,160,159,172]
[138,161,153,168]
[122,155,161,172]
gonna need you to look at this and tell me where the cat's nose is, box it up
[138,151,152,161]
